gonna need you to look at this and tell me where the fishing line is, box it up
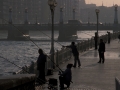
[0,18,72,86]
[1,18,64,69]
[0,18,64,78]
[0,55,30,74]
[0,55,51,85]
[33,27,63,46]
[80,31,94,37]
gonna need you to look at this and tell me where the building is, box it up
[80,5,119,23]
[2,0,41,24]
[0,0,101,24]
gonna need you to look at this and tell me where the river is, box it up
[0,30,112,76]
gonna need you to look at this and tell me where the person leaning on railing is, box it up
[63,42,81,68]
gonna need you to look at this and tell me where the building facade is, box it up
[1,0,88,24]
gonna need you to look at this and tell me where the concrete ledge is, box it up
[0,74,36,90]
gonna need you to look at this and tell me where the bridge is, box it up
[0,23,119,41]
[0,23,119,31]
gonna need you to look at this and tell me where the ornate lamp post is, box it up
[24,8,28,24]
[60,7,63,24]
[88,12,90,25]
[48,0,57,69]
[9,7,12,24]
[73,8,75,20]
[114,4,118,24]
[35,13,37,24]
[95,9,100,50]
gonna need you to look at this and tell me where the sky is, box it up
[85,0,120,6]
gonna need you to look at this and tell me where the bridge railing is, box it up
[14,31,120,76]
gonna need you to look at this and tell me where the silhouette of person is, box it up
[118,35,120,43]
[107,31,111,44]
[36,49,47,84]
[59,64,73,89]
[98,39,105,63]
[63,42,81,67]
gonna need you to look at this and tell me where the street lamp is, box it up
[35,13,37,24]
[88,12,90,25]
[73,8,75,20]
[48,0,57,69]
[25,8,28,24]
[9,7,12,24]
[95,9,100,50]
[114,4,118,24]
[60,7,63,24]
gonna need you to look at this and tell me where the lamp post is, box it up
[48,0,57,69]
[35,13,37,24]
[9,7,12,24]
[114,4,118,24]
[60,7,63,24]
[25,8,28,24]
[73,8,75,20]
[95,9,100,50]
[88,12,90,25]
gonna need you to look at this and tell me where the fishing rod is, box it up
[80,31,94,37]
[2,18,76,86]
[0,18,64,75]
[0,55,52,85]
[33,27,63,46]
[0,56,30,74]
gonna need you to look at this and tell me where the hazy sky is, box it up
[85,0,120,6]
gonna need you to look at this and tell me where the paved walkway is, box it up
[37,39,120,90]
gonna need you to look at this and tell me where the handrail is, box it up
[14,31,120,76]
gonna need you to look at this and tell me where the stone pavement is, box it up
[38,39,120,90]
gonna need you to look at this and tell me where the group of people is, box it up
[36,39,106,89]
[58,41,81,89]
[36,41,81,89]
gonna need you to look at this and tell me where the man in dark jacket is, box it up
[63,42,81,67]
[59,64,73,89]
[98,39,105,63]
[37,49,47,84]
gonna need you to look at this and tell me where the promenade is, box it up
[42,39,120,90]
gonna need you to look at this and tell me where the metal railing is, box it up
[14,31,120,76]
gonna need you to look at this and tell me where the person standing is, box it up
[98,39,105,63]
[63,42,81,67]
[37,49,47,84]
[107,31,111,44]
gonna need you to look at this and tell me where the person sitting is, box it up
[59,64,73,89]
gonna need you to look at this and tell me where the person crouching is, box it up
[59,64,73,89]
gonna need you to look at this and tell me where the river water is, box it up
[0,30,112,76]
